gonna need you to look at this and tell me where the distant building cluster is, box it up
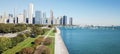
[0,3,73,25]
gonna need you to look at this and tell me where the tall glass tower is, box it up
[63,15,67,25]
[35,11,41,24]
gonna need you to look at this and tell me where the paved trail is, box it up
[54,27,69,54]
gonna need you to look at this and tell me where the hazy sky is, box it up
[0,0,120,25]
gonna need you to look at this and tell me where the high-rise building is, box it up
[56,16,61,25]
[28,3,33,24]
[48,18,51,25]
[45,18,48,24]
[23,9,27,23]
[17,14,24,23]
[42,12,47,25]
[50,10,54,25]
[3,12,7,24]
[26,18,29,23]
[69,17,73,25]
[35,11,41,24]
[0,16,2,23]
[63,15,67,25]
[53,18,56,25]
[9,14,14,23]
[60,17,63,25]
[54,18,57,25]
[33,17,35,24]
[14,8,17,24]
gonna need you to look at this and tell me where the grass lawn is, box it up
[3,28,55,54]
[43,28,55,54]
[49,30,55,36]
[48,29,55,54]
[3,35,42,54]
[48,37,55,54]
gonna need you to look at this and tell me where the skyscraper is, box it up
[14,8,17,24]
[42,12,47,25]
[4,12,7,24]
[35,11,41,24]
[69,17,73,25]
[23,9,27,23]
[63,15,67,25]
[17,14,24,23]
[28,3,33,24]
[50,10,53,25]
[56,16,61,25]
[0,12,7,23]
[9,14,14,23]
[60,17,63,25]
[33,17,35,24]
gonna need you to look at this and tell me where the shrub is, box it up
[0,24,27,33]
[0,37,12,51]
[48,25,52,28]
[34,37,44,45]
[27,24,34,27]
[15,52,19,54]
[20,47,34,54]
[42,29,50,35]
[0,24,14,33]
[53,28,57,33]
[31,26,43,37]
[11,37,18,46]
[34,45,50,54]
[24,31,31,37]
[34,24,43,27]
[0,51,3,54]
[11,33,27,47]
[32,44,39,50]
[43,37,52,45]
[16,33,27,43]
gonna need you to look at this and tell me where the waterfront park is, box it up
[0,23,56,54]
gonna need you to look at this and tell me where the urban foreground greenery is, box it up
[0,23,56,54]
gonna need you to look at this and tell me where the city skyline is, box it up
[0,2,72,26]
[0,0,120,25]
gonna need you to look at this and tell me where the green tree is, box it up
[0,37,12,51]
[31,26,43,37]
[20,47,34,54]
[43,37,52,45]
[11,37,19,47]
[16,33,27,43]
[34,37,44,45]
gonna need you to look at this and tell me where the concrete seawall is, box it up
[54,27,69,54]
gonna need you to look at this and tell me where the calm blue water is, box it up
[60,27,120,54]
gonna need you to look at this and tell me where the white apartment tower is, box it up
[56,17,61,25]
[42,12,47,24]
[9,14,14,23]
[50,10,54,24]
[0,12,7,23]
[28,3,33,24]
[23,9,27,23]
[69,17,73,25]
[14,8,17,24]
[17,14,24,23]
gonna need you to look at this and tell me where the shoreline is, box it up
[54,27,69,54]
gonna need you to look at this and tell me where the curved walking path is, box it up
[54,27,69,54]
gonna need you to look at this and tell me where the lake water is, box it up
[60,27,120,54]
